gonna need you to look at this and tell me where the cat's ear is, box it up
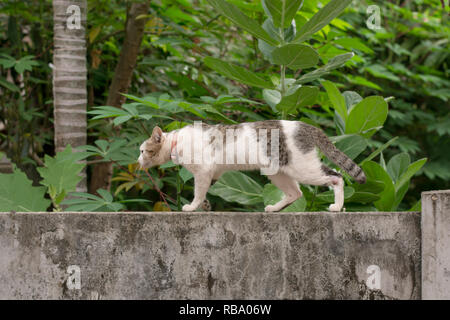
[151,126,163,143]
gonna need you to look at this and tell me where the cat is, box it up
[138,120,366,212]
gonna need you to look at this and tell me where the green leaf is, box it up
[272,44,319,70]
[342,91,363,112]
[351,180,385,195]
[345,96,388,138]
[263,89,282,112]
[122,93,160,109]
[37,145,85,196]
[332,134,367,160]
[346,191,381,204]
[0,76,20,92]
[204,57,274,89]
[208,171,263,205]
[179,167,193,183]
[322,80,347,122]
[206,0,279,46]
[395,158,427,193]
[295,52,354,84]
[97,189,113,203]
[262,0,304,28]
[14,56,39,74]
[362,161,395,211]
[293,0,353,43]
[62,189,125,212]
[0,167,51,212]
[258,18,296,63]
[387,153,410,183]
[333,37,374,54]
[315,187,354,203]
[276,86,319,113]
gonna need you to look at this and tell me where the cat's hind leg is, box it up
[321,166,344,212]
[265,173,302,212]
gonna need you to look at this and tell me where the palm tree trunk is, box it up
[53,0,87,192]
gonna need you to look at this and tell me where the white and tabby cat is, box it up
[138,120,366,212]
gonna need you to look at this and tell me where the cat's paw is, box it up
[328,204,342,212]
[265,205,279,212]
[182,204,196,212]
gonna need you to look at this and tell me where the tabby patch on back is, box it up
[138,120,366,212]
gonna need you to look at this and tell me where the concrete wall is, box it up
[422,190,450,299]
[0,211,420,300]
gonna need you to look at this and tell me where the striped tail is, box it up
[312,126,366,184]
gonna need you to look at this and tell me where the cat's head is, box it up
[138,126,166,168]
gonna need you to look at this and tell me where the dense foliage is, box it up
[0,0,448,212]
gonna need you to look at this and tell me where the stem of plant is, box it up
[280,65,287,119]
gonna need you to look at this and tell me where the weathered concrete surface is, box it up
[422,190,450,299]
[0,212,420,300]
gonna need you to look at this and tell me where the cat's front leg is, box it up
[182,170,213,212]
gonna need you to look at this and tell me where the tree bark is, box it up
[53,0,88,192]
[89,2,149,194]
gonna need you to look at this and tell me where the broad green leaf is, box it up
[315,187,354,203]
[0,167,51,212]
[272,44,319,70]
[206,0,279,46]
[387,153,410,183]
[342,91,363,112]
[204,57,274,89]
[258,18,296,63]
[333,37,374,54]
[262,0,304,28]
[37,145,85,196]
[208,171,263,205]
[333,134,367,160]
[179,167,193,183]
[345,96,388,138]
[395,158,427,193]
[293,0,353,43]
[276,86,319,113]
[362,161,395,211]
[392,180,409,210]
[322,80,347,122]
[263,89,282,112]
[351,180,385,195]
[346,191,381,203]
[295,52,354,84]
